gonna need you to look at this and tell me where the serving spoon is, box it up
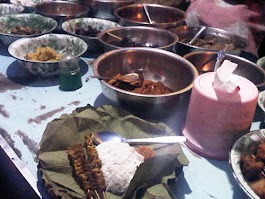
[106,31,123,41]
[85,72,142,82]
[214,49,226,72]
[86,68,144,82]
[187,26,206,45]
[106,31,141,44]
[143,4,153,24]
[92,130,186,145]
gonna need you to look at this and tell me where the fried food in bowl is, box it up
[8,34,87,77]
[26,46,64,61]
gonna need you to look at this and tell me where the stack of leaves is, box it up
[38,104,189,199]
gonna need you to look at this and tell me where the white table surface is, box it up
[0,44,262,199]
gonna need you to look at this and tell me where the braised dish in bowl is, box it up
[230,129,265,199]
[0,13,57,46]
[92,47,198,116]
[62,17,120,52]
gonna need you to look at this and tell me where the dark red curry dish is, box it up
[108,73,173,95]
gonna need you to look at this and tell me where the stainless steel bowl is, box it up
[97,26,179,52]
[93,47,198,116]
[169,26,249,56]
[114,4,185,29]
[89,0,135,21]
[184,51,265,89]
[135,0,183,7]
[35,1,90,32]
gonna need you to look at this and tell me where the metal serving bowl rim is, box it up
[93,47,199,97]
[35,1,90,17]
[97,26,179,50]
[184,50,265,88]
[171,26,249,52]
[93,0,135,3]
[0,13,58,37]
[8,33,88,63]
[114,3,185,26]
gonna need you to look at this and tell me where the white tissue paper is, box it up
[213,60,239,94]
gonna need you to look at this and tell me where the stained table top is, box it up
[0,44,263,199]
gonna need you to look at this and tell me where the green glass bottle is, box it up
[59,54,83,91]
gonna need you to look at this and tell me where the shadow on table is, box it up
[93,93,119,109]
[172,171,191,199]
[93,92,190,131]
[207,159,250,199]
[0,44,10,57]
[82,50,103,59]
[253,105,264,123]
[37,170,53,199]
[6,59,88,87]
[196,105,263,199]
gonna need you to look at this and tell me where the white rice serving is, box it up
[96,140,144,194]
